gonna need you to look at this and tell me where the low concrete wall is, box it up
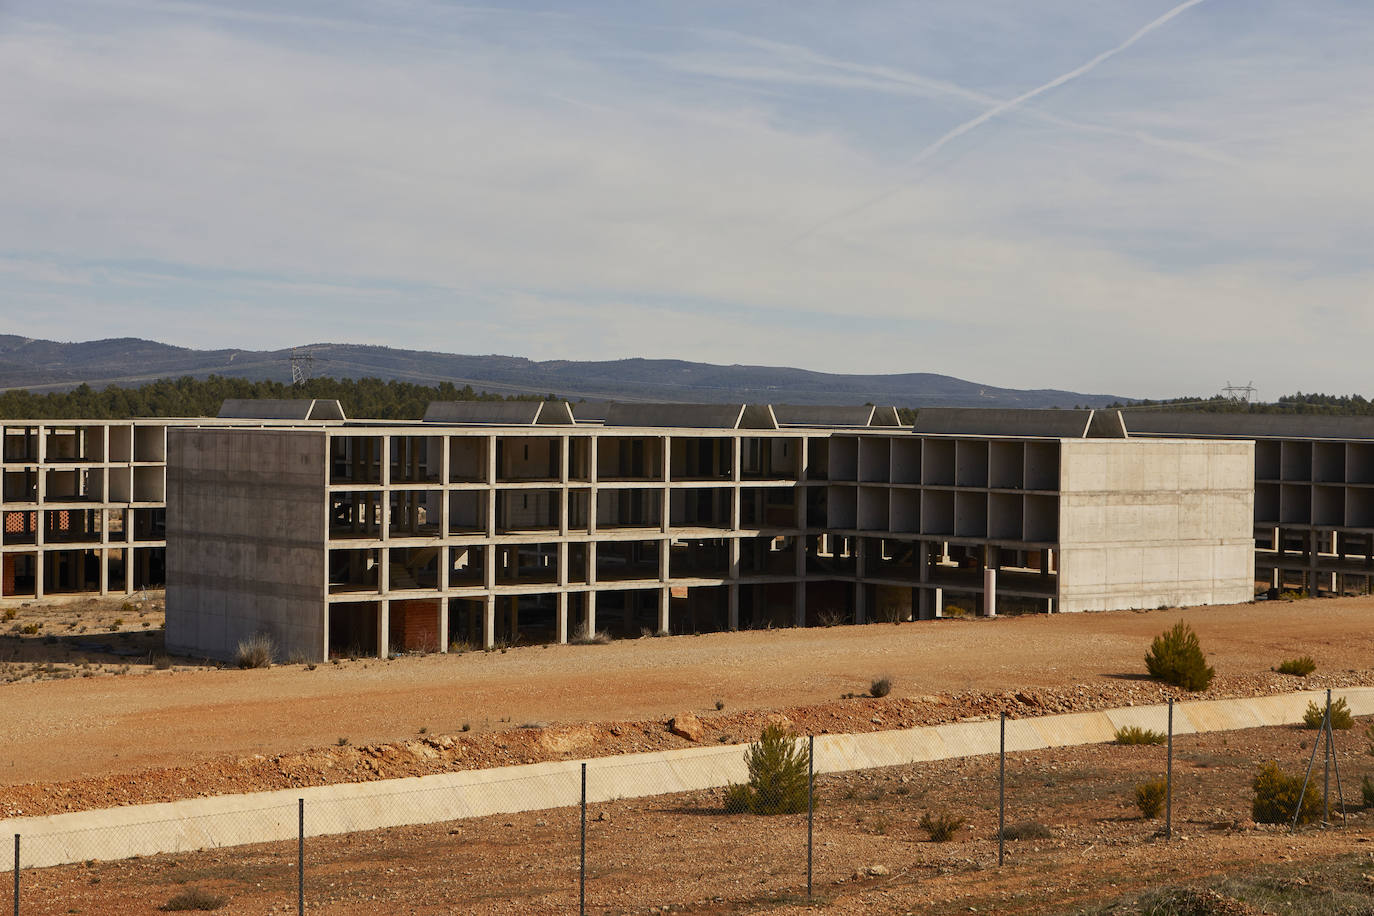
[6,687,1370,870]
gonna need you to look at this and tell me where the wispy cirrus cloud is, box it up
[1,0,1372,399]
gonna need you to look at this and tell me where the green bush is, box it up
[920,811,964,842]
[1134,778,1167,819]
[160,887,228,911]
[1115,726,1166,746]
[1302,697,1353,730]
[721,724,811,815]
[1252,760,1323,825]
[1276,656,1316,677]
[1145,621,1214,691]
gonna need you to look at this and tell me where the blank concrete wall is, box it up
[1056,439,1254,612]
[165,429,328,662]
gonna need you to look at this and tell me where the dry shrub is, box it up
[1000,821,1052,841]
[870,676,892,698]
[235,632,275,669]
[1116,725,1166,746]
[919,811,964,842]
[1275,656,1316,677]
[160,887,228,911]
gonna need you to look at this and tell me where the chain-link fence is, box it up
[6,693,1366,914]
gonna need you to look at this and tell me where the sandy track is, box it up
[3,597,1373,787]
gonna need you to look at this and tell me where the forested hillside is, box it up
[0,376,550,420]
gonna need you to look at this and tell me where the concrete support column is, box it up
[379,599,390,658]
[728,584,739,631]
[983,567,997,617]
[556,591,569,644]
[584,590,597,639]
[437,597,449,653]
[99,545,109,597]
[933,585,943,618]
[482,593,496,649]
[123,546,133,597]
[854,538,866,624]
[1307,530,1318,594]
[658,586,670,635]
[794,581,806,628]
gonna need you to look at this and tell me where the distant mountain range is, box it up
[0,336,1129,408]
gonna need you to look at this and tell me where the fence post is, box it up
[1323,688,1331,828]
[1166,698,1173,842]
[580,762,587,916]
[807,734,814,898]
[12,834,17,916]
[998,712,1005,867]
[298,798,304,915]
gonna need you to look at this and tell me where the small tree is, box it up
[722,724,811,815]
[1302,697,1353,730]
[1252,761,1323,825]
[1145,621,1214,691]
[1134,779,1167,818]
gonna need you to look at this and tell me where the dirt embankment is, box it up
[2,594,1373,815]
[5,667,1370,818]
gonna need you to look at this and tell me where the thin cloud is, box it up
[791,0,1212,242]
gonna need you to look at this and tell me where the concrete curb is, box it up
[4,687,1369,870]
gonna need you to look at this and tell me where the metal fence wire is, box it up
[5,695,1361,915]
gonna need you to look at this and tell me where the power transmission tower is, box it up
[290,347,315,387]
[1220,380,1256,405]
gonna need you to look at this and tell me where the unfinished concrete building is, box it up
[164,404,1254,662]
[0,401,345,601]
[1124,411,1374,597]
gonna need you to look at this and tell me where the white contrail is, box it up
[792,0,1210,242]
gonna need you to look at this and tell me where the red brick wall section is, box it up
[4,511,35,535]
[389,599,441,653]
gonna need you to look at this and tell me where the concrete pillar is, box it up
[584,590,597,639]
[437,597,449,653]
[854,538,867,624]
[379,600,391,658]
[482,594,496,649]
[556,591,569,644]
[658,586,670,635]
[933,586,943,618]
[983,567,997,617]
[99,545,109,597]
[794,580,806,628]
[728,584,739,630]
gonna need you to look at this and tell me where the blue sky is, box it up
[2,0,1372,399]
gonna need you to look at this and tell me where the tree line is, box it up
[3,375,1373,421]
[0,376,552,420]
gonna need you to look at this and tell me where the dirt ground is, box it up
[12,717,1374,914]
[3,593,1374,816]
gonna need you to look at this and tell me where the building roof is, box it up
[602,403,773,429]
[421,401,575,425]
[770,404,905,428]
[910,407,1123,438]
[217,399,346,421]
[1123,410,1374,441]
